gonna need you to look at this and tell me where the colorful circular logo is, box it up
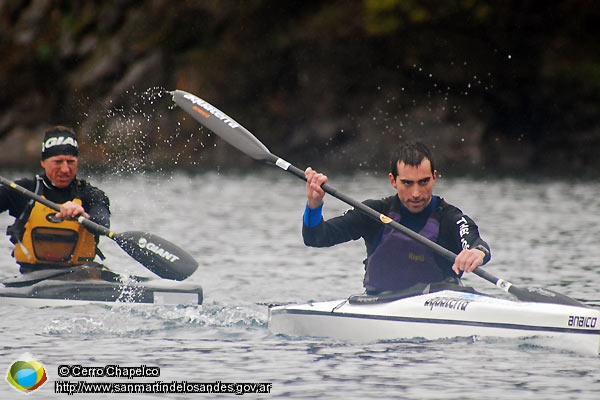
[5,353,48,394]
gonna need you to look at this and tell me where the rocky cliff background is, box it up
[1,0,599,176]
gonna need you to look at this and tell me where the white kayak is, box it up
[268,284,600,355]
[0,264,202,307]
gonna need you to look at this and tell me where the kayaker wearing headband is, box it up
[303,141,491,294]
[0,126,111,274]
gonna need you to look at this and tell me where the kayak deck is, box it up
[0,265,202,307]
[269,289,600,355]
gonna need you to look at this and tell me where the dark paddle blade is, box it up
[513,286,586,307]
[472,268,587,307]
[112,231,198,281]
[0,175,198,281]
[171,89,586,307]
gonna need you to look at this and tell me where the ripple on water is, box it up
[2,172,600,399]
[39,301,267,339]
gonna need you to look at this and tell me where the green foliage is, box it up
[364,0,402,35]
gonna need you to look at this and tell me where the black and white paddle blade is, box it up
[473,268,585,307]
[1,175,199,281]
[510,285,587,307]
[112,231,198,281]
[171,90,274,162]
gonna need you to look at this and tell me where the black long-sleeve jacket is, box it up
[302,195,490,282]
[0,175,110,230]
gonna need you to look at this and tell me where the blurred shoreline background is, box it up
[1,0,598,176]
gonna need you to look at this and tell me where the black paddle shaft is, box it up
[0,176,198,281]
[280,161,459,259]
[269,152,585,307]
[0,175,111,235]
[172,89,586,306]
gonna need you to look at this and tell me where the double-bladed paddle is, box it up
[172,89,585,306]
[0,176,198,281]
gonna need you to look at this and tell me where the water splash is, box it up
[86,86,208,175]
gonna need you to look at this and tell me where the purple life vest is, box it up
[364,211,445,292]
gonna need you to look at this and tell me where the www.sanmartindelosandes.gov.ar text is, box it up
[55,365,272,395]
[55,380,273,395]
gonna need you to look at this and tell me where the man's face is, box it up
[40,155,78,188]
[389,159,437,213]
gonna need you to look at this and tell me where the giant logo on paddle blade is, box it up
[136,236,181,263]
[115,231,198,281]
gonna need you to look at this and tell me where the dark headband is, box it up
[41,127,79,160]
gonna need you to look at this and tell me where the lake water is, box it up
[1,169,599,399]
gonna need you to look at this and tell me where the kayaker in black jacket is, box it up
[0,126,110,273]
[302,141,491,294]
